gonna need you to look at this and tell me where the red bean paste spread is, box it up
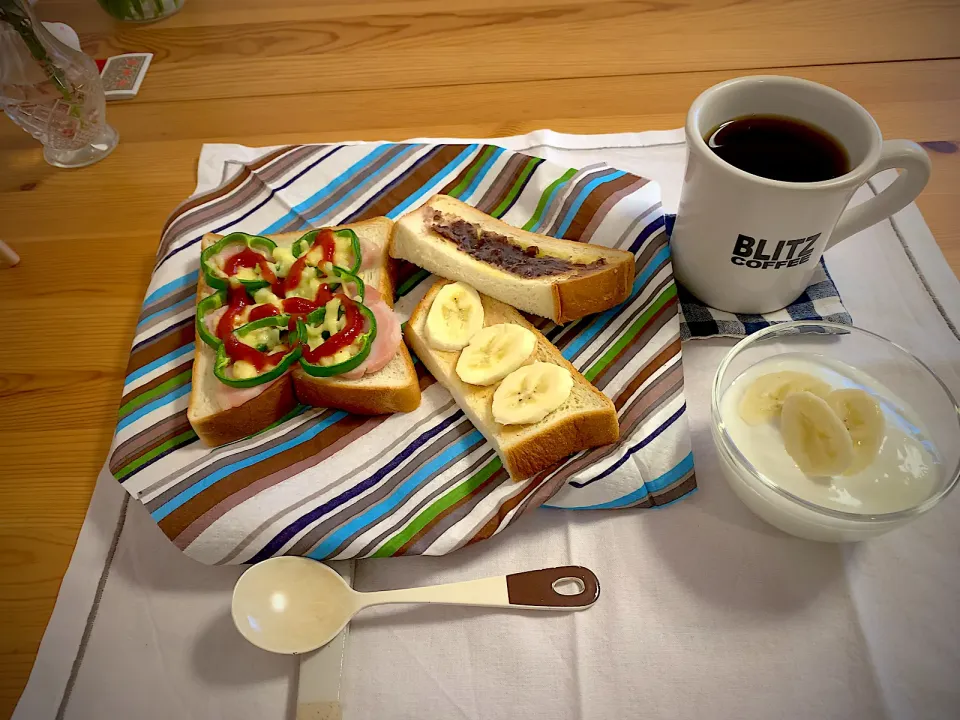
[429,211,605,279]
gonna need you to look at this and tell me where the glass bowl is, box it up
[711,321,960,541]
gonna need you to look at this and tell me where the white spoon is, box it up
[232,556,600,654]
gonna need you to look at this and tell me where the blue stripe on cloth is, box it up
[125,343,195,386]
[131,317,192,354]
[568,403,687,488]
[150,411,349,521]
[303,144,422,225]
[561,243,671,361]
[143,271,199,306]
[158,146,344,268]
[343,146,445,223]
[456,146,505,201]
[628,214,666,254]
[137,294,195,330]
[387,145,480,219]
[545,452,694,509]
[249,411,463,562]
[306,430,485,559]
[259,145,395,234]
[554,170,626,238]
[117,383,193,432]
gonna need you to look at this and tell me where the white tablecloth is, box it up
[14,130,960,720]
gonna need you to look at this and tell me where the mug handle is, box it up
[827,140,931,249]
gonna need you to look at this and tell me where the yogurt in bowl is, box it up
[711,322,960,541]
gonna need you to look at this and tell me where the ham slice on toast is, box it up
[290,229,420,414]
[188,218,420,447]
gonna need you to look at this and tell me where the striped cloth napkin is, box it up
[667,216,855,340]
[109,142,695,565]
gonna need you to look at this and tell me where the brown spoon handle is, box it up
[505,566,600,609]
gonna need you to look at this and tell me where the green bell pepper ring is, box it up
[292,228,362,274]
[195,289,228,349]
[213,315,301,388]
[200,232,279,292]
[297,300,377,378]
[321,266,365,303]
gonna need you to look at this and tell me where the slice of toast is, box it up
[188,341,297,447]
[390,194,635,324]
[405,279,620,481]
[291,219,420,413]
[188,218,419,447]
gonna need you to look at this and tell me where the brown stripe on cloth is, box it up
[171,414,389,548]
[590,294,678,387]
[351,144,474,221]
[436,145,488,197]
[576,273,673,370]
[397,455,508,556]
[465,468,544,546]
[633,222,670,267]
[138,284,195,324]
[156,145,321,261]
[544,167,620,238]
[159,415,370,538]
[219,401,460,563]
[109,411,193,478]
[120,360,193,409]
[541,340,681,482]
[124,320,194,377]
[159,145,301,240]
[562,273,672,376]
[518,469,570,512]
[351,447,497,558]
[563,172,644,242]
[548,317,589,354]
[297,144,416,225]
[548,232,672,355]
[613,339,682,411]
[563,362,683,479]
[473,153,528,214]
[579,177,650,243]
[291,418,480,557]
[652,473,697,505]
[415,361,436,391]
[617,371,684,439]
[154,410,361,536]
[547,379,685,496]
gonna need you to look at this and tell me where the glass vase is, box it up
[0,0,119,168]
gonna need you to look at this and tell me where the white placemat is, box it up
[14,130,960,720]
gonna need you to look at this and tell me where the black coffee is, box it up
[705,115,849,182]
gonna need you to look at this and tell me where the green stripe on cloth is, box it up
[373,457,503,557]
[261,404,308,433]
[116,428,198,481]
[118,369,193,419]
[396,267,431,297]
[448,146,497,199]
[522,168,577,231]
[490,157,543,218]
[584,284,677,382]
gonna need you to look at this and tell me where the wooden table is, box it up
[1,0,958,715]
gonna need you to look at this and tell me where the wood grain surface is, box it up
[1,0,958,715]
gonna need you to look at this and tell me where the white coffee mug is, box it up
[670,76,931,314]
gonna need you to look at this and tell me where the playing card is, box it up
[99,53,152,100]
